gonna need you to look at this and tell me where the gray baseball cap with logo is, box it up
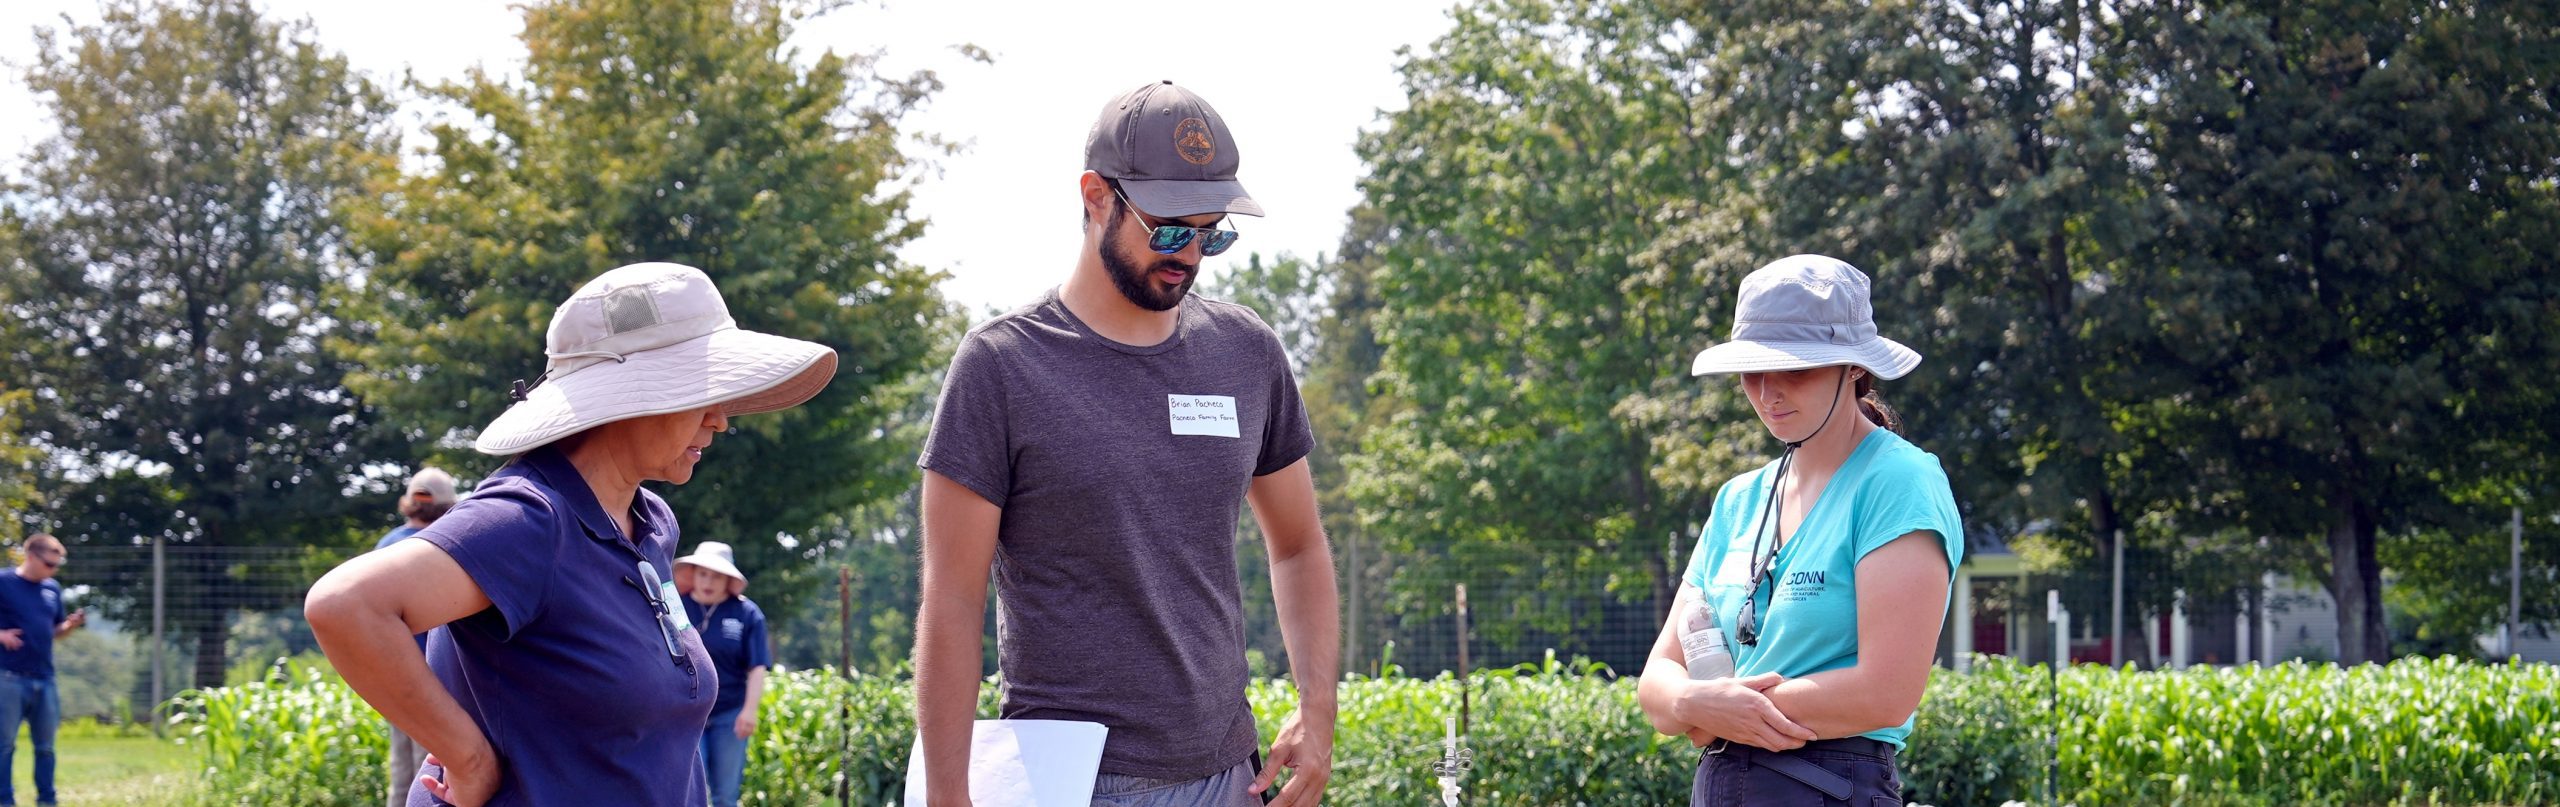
[1084,80,1264,218]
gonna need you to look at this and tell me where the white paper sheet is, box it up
[903,719,1109,807]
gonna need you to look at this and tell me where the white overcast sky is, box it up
[0,0,1466,313]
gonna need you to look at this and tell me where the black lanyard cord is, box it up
[1745,370,1851,590]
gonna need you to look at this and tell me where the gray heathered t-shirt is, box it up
[919,288,1314,780]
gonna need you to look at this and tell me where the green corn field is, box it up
[168,653,2556,806]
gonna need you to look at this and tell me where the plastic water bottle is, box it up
[1679,598,1735,679]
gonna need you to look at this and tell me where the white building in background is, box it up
[1936,529,2560,668]
[2481,625,2560,662]
[1937,531,2348,670]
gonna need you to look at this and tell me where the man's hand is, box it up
[732,710,757,740]
[0,628,23,651]
[61,610,84,632]
[1248,706,1334,807]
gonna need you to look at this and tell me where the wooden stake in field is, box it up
[1455,583,1470,734]
[1436,582,1475,807]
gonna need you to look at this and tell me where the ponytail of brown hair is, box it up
[1853,370,1903,434]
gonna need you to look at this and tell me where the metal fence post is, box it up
[2510,506,2524,660]
[838,565,853,807]
[151,534,165,735]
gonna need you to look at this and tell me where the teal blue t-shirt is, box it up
[1679,427,1963,749]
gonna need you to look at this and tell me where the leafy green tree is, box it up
[764,315,960,676]
[0,388,43,546]
[1345,0,1750,666]
[1205,248,1396,675]
[0,0,395,687]
[2382,503,2560,658]
[53,627,138,722]
[2100,0,2560,663]
[1655,0,2242,660]
[1302,216,1403,675]
[1670,0,2560,665]
[344,0,962,609]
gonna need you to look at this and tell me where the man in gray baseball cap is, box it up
[1085,80,1265,219]
[913,80,1338,807]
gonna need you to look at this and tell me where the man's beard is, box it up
[1100,225,1193,312]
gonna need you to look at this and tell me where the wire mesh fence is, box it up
[43,543,325,725]
[26,522,2343,733]
[756,532,1691,685]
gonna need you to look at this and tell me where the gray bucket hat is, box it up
[1084,80,1263,218]
[1689,254,1921,379]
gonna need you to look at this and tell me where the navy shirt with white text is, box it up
[682,595,769,715]
[0,573,66,679]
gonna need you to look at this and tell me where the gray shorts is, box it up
[1091,757,1261,807]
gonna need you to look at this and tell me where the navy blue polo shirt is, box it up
[0,572,65,679]
[681,595,769,715]
[407,445,714,807]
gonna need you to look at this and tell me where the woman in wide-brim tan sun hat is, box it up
[1634,254,1965,806]
[308,262,836,807]
[673,541,770,807]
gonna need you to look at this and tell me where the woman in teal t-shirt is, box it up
[1636,255,1964,806]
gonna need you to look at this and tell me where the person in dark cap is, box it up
[912,80,1337,807]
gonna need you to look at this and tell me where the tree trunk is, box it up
[2326,483,2389,664]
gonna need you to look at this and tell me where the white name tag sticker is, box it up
[659,581,692,631]
[1167,394,1241,438]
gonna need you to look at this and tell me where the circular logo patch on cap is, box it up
[1173,118,1216,165]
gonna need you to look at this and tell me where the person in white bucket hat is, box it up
[673,541,769,807]
[1636,255,1964,807]
[308,262,836,807]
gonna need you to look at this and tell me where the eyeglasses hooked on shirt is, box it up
[623,561,697,677]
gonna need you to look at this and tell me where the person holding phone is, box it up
[0,533,87,807]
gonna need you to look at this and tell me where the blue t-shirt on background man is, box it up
[0,572,65,679]
[373,524,424,552]
[1682,427,1964,750]
[682,595,769,715]
[376,525,429,651]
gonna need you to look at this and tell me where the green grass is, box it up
[2,724,199,806]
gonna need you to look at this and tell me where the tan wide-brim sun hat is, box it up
[1689,254,1922,379]
[673,541,747,597]
[474,262,839,455]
